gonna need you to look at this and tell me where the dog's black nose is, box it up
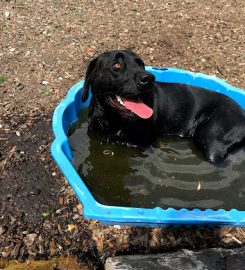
[139,73,155,86]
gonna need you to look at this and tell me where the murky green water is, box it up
[69,109,245,210]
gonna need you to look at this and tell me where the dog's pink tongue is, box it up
[122,97,153,119]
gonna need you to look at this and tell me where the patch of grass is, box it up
[16,3,29,10]
[0,75,6,84]
[78,17,85,24]
[41,211,50,217]
[38,87,52,96]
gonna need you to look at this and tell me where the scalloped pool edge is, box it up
[51,67,245,227]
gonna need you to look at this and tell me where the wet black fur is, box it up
[82,50,245,163]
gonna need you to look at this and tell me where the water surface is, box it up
[69,110,245,210]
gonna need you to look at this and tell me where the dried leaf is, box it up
[43,220,52,230]
[66,224,77,232]
[23,233,37,246]
[97,238,104,253]
[49,239,57,256]
[59,196,65,205]
[77,203,83,215]
[0,225,5,235]
[57,223,63,235]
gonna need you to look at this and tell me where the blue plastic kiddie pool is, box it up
[51,67,245,227]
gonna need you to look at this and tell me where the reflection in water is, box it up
[69,111,245,210]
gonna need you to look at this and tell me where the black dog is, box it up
[82,50,245,163]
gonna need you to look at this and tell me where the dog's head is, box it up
[82,50,155,119]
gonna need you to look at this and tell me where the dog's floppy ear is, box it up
[82,57,98,102]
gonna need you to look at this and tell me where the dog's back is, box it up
[153,82,245,162]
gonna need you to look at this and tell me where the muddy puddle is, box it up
[69,110,245,210]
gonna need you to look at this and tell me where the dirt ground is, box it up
[0,0,245,269]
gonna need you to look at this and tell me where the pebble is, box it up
[14,79,24,90]
[41,80,49,85]
[5,11,10,18]
[28,187,41,197]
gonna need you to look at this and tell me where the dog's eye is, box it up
[113,62,121,71]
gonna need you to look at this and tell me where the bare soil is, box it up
[0,0,244,269]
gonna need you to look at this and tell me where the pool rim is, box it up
[51,67,245,227]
